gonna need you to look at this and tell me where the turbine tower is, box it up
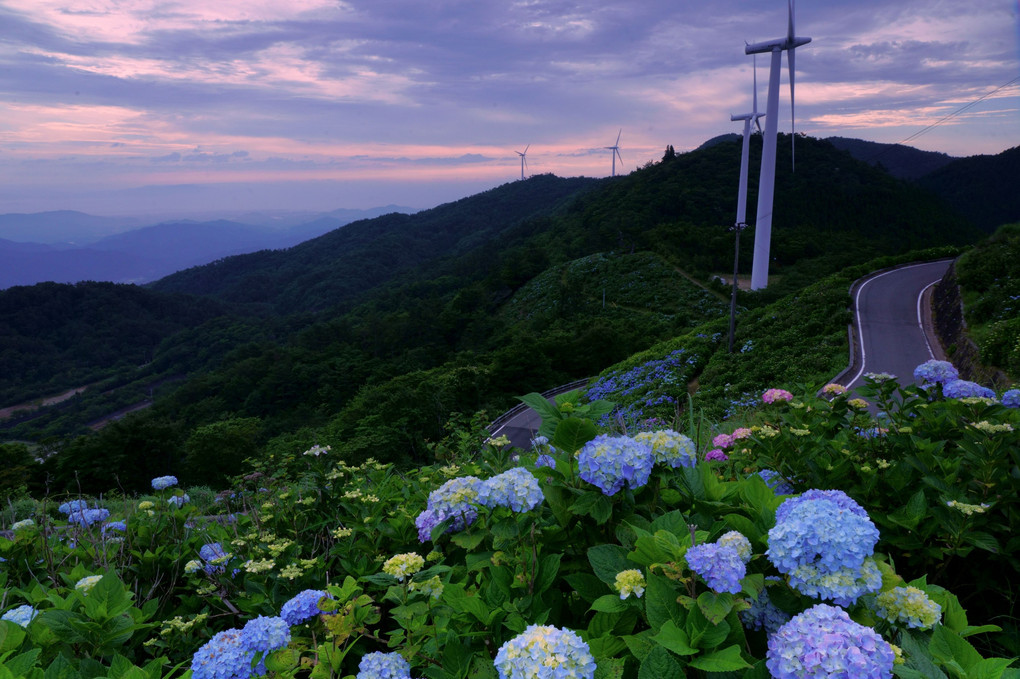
[745,0,811,290]
[731,56,764,232]
[605,130,623,177]
[516,144,530,181]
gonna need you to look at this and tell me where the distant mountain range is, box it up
[0,205,415,289]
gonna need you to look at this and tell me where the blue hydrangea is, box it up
[102,520,126,533]
[788,557,883,606]
[357,651,412,679]
[191,628,250,679]
[943,379,996,399]
[414,476,483,542]
[199,542,232,574]
[913,359,959,386]
[151,475,178,490]
[757,469,795,496]
[740,584,789,635]
[774,489,870,525]
[766,604,894,678]
[67,507,111,526]
[685,542,746,594]
[239,615,291,653]
[577,434,654,496]
[534,454,556,469]
[281,589,333,625]
[167,493,190,507]
[1,604,38,627]
[529,435,549,449]
[494,625,595,679]
[58,499,88,514]
[634,430,697,468]
[768,492,879,579]
[1003,389,1020,408]
[477,468,544,512]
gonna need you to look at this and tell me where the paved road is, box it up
[843,259,951,391]
[488,379,590,450]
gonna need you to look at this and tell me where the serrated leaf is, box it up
[650,620,697,656]
[697,591,735,625]
[930,625,982,673]
[551,418,598,454]
[686,644,752,672]
[638,646,684,679]
[593,657,626,679]
[588,544,633,586]
[590,595,629,614]
[644,573,682,634]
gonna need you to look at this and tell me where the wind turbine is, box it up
[745,0,811,290]
[727,57,764,352]
[515,144,530,181]
[605,130,623,177]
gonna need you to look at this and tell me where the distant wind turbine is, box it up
[745,0,811,290]
[727,56,765,353]
[515,144,530,181]
[605,130,623,177]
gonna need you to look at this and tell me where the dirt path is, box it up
[0,386,90,421]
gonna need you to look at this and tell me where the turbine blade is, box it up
[789,47,796,172]
[615,129,622,146]
[524,144,530,155]
[788,0,795,41]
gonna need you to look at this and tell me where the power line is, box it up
[867,74,1020,163]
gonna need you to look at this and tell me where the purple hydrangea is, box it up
[1003,389,1020,408]
[685,542,746,594]
[281,589,334,625]
[577,434,654,496]
[414,476,483,542]
[477,468,544,512]
[768,491,879,587]
[357,651,412,679]
[913,359,959,386]
[943,379,996,399]
[705,449,729,462]
[766,604,894,678]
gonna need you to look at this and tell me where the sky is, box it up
[0,0,1018,217]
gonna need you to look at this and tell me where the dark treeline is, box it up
[1,135,985,495]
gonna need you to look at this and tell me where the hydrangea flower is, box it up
[102,520,127,533]
[239,615,291,656]
[822,383,848,396]
[302,444,330,457]
[577,434,654,496]
[717,531,752,563]
[409,575,444,599]
[199,542,232,574]
[75,575,103,595]
[762,388,794,404]
[685,542,746,594]
[757,469,795,496]
[58,499,88,514]
[767,604,894,678]
[705,449,728,462]
[414,475,484,542]
[185,560,202,574]
[740,584,789,635]
[494,625,595,679]
[191,628,249,679]
[67,507,111,527]
[634,430,697,468]
[281,589,334,625]
[477,468,544,512]
[768,492,880,594]
[875,586,942,629]
[534,454,556,469]
[167,494,190,507]
[614,569,646,599]
[1003,389,1020,408]
[913,360,959,386]
[788,557,882,606]
[357,651,412,679]
[1,604,38,627]
[151,475,178,490]
[943,379,996,399]
[383,553,425,582]
[712,432,734,449]
[11,518,34,531]
[529,435,549,449]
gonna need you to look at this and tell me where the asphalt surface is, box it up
[843,259,951,391]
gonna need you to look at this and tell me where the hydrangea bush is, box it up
[0,369,1016,679]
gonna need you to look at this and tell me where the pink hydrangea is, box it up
[712,433,734,449]
[763,388,794,404]
[732,427,752,440]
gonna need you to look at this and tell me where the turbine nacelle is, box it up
[744,36,811,54]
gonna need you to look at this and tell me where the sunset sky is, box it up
[1,0,1017,216]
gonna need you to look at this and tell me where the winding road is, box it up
[841,259,951,391]
[490,259,955,446]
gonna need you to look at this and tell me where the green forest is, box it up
[0,135,998,496]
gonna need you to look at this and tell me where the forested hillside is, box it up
[918,145,1020,232]
[1,135,983,495]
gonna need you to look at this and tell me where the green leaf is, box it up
[930,625,982,673]
[442,583,491,624]
[968,658,1016,679]
[638,646,684,679]
[687,605,729,650]
[644,573,682,634]
[593,657,626,679]
[623,631,656,661]
[686,644,752,672]
[551,418,598,454]
[564,573,608,603]
[696,591,734,625]
[1,649,41,678]
[590,595,629,613]
[518,393,561,423]
[571,492,613,525]
[533,553,561,596]
[959,624,1002,638]
[451,531,486,550]
[0,622,26,654]
[963,532,1000,553]
[650,620,697,656]
[587,544,633,586]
